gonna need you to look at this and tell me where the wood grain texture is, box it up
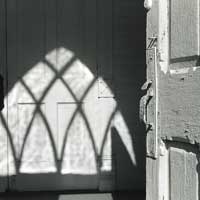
[160,68,200,143]
[146,157,159,200]
[146,0,159,199]
[170,0,199,59]
[170,146,198,200]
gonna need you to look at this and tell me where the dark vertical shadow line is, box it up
[95,0,98,77]
[43,0,47,72]
[111,0,114,81]
[0,114,18,173]
[80,0,85,56]
[99,106,118,158]
[55,0,59,161]
[15,0,20,176]
[19,79,59,168]
[55,0,58,58]
[169,0,171,64]
[17,109,35,166]
[4,0,9,188]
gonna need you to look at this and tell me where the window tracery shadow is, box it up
[0,53,123,175]
[0,0,146,192]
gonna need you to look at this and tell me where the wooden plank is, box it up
[146,0,159,199]
[83,0,97,75]
[169,146,198,200]
[0,0,6,76]
[146,157,159,200]
[185,151,198,200]
[7,0,18,91]
[170,0,199,59]
[170,147,186,200]
[45,0,57,55]
[158,142,169,200]
[17,0,45,74]
[97,0,113,80]
[57,0,82,57]
[97,0,113,98]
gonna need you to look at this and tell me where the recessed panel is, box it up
[170,0,199,61]
[169,145,198,200]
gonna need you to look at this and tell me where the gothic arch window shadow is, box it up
[0,47,136,175]
[0,0,146,191]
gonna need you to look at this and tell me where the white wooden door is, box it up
[145,0,200,199]
[0,0,127,191]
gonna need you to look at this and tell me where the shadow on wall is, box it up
[0,0,146,192]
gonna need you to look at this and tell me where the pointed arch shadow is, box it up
[0,0,146,192]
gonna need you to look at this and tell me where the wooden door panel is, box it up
[159,142,199,200]
[170,146,198,200]
[159,0,200,143]
[170,0,199,61]
[146,0,200,199]
[160,69,200,143]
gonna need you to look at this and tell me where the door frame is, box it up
[145,0,160,199]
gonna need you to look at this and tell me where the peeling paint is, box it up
[170,68,190,74]
[192,66,200,71]
[170,66,200,74]
[159,61,168,74]
[158,0,169,74]
[144,0,153,10]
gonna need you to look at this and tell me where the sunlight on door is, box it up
[0,47,136,176]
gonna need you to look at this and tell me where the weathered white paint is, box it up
[170,146,198,200]
[158,0,168,74]
[158,141,169,200]
[170,66,200,74]
[192,66,200,71]
[170,0,199,59]
[144,0,152,10]
[146,0,160,199]
[170,68,190,75]
[154,47,158,158]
